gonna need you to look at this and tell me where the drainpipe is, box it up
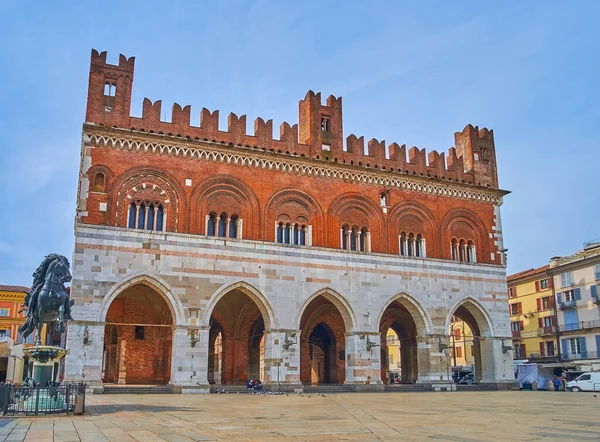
[546,269,561,362]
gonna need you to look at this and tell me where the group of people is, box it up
[246,379,263,391]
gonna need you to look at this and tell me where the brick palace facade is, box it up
[64,49,513,392]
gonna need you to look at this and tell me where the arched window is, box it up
[104,81,117,97]
[275,220,309,246]
[416,234,425,258]
[399,232,406,256]
[128,201,166,232]
[93,172,105,192]
[299,225,306,246]
[137,203,146,229]
[218,213,228,237]
[400,232,426,258]
[207,213,217,236]
[350,226,358,251]
[341,224,349,250]
[128,204,136,229]
[229,214,239,238]
[156,205,164,231]
[147,203,155,230]
[467,240,476,263]
[359,227,368,252]
[104,82,116,97]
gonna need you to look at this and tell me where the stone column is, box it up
[117,340,127,384]
[153,206,159,230]
[64,322,105,389]
[479,338,514,385]
[134,203,140,228]
[344,332,383,391]
[263,329,302,392]
[143,205,149,229]
[170,327,210,393]
[416,334,455,391]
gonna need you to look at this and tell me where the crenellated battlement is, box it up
[90,49,135,72]
[85,49,500,188]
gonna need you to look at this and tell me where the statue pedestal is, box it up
[21,346,69,412]
[24,345,68,386]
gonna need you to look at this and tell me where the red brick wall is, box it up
[105,298,172,384]
[83,141,498,263]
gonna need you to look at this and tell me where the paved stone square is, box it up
[0,392,599,441]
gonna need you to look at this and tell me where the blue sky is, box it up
[0,1,598,284]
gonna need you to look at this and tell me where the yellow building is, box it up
[385,329,401,382]
[507,265,557,361]
[450,318,474,367]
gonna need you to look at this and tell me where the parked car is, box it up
[567,372,600,392]
[458,373,475,385]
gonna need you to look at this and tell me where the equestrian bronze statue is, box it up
[19,254,74,346]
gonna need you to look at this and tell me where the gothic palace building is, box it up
[64,50,513,392]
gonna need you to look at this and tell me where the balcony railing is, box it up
[511,330,521,338]
[561,351,600,361]
[537,326,556,336]
[559,299,577,310]
[558,320,600,332]
[583,238,600,249]
[528,353,557,360]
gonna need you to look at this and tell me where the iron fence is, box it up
[0,383,86,416]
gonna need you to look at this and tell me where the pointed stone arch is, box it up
[296,288,357,333]
[445,297,495,383]
[201,281,276,330]
[376,292,433,336]
[98,273,185,325]
[445,297,494,338]
[99,273,182,385]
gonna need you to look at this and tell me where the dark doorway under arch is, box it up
[207,289,267,385]
[299,297,347,385]
[379,301,419,384]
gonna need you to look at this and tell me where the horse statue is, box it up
[19,254,74,346]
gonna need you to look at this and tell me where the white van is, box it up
[567,372,600,392]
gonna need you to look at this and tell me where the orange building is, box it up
[0,285,29,382]
[0,285,28,341]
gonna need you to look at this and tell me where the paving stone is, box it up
[4,392,600,441]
